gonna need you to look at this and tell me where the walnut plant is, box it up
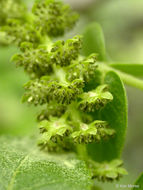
[1,0,143,190]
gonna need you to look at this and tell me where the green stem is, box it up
[77,144,88,160]
[67,102,81,122]
[43,36,53,51]
[67,103,88,161]
[100,63,143,90]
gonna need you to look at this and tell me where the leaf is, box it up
[87,71,127,161]
[0,136,91,190]
[110,63,143,78]
[82,22,107,61]
[132,173,143,190]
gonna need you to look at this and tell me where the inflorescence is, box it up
[1,0,127,182]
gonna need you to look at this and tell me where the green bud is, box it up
[1,19,41,46]
[12,42,53,78]
[32,0,79,37]
[0,0,26,26]
[67,53,98,82]
[37,103,66,121]
[88,159,128,181]
[79,84,113,112]
[71,120,114,144]
[38,116,73,143]
[47,78,84,104]
[22,77,84,105]
[22,78,50,106]
[38,137,74,153]
[50,35,82,66]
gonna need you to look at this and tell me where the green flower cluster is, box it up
[32,0,79,37]
[1,0,127,182]
[12,42,53,78]
[12,35,82,78]
[0,0,27,45]
[88,159,128,181]
[67,54,98,82]
[50,35,82,66]
[71,121,115,144]
[1,19,42,46]
[19,39,114,148]
[0,0,26,26]
[79,84,113,112]
[0,0,79,46]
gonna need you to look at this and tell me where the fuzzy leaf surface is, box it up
[0,136,91,190]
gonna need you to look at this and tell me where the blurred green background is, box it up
[0,0,143,189]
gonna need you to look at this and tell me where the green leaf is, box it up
[110,63,143,78]
[132,173,143,190]
[0,136,91,190]
[82,22,107,61]
[87,71,127,161]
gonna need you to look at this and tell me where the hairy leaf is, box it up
[87,71,127,161]
[110,63,143,78]
[82,22,107,61]
[0,136,91,190]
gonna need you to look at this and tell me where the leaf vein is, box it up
[7,153,30,190]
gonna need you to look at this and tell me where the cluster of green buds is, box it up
[78,84,113,112]
[0,0,28,45]
[88,159,128,181]
[1,0,127,182]
[71,120,115,144]
[32,0,79,36]
[0,0,26,26]
[0,0,79,46]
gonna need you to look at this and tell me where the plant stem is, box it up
[77,144,88,160]
[67,103,89,161]
[100,63,143,91]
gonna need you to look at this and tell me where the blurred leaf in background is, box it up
[86,0,143,62]
[0,46,38,136]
